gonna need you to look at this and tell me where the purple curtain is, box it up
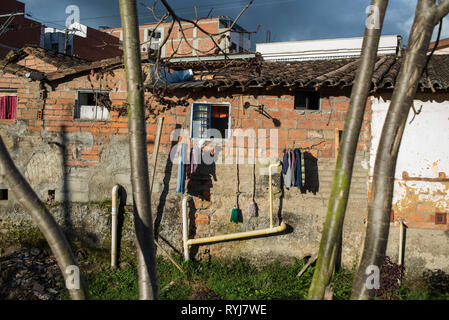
[0,96,17,119]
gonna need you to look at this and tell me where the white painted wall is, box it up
[370,95,449,213]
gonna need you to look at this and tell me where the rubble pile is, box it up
[0,248,64,300]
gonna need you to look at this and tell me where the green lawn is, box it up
[59,251,448,300]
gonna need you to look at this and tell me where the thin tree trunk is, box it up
[0,137,88,300]
[351,0,449,299]
[119,0,159,300]
[308,0,389,300]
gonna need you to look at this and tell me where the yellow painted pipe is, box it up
[186,222,287,246]
[111,184,120,270]
[182,162,284,260]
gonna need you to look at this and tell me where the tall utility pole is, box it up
[64,27,69,54]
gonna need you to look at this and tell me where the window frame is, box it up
[75,90,111,121]
[294,90,322,111]
[190,102,232,141]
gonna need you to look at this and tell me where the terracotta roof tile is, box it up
[155,54,449,92]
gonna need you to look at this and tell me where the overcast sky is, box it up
[21,0,449,47]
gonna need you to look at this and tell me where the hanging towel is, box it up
[294,148,302,188]
[176,143,187,194]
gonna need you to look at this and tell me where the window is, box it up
[147,29,161,39]
[435,212,447,225]
[0,189,8,200]
[191,103,230,139]
[294,91,320,110]
[76,91,110,121]
[142,27,163,54]
[0,95,17,119]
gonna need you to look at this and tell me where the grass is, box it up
[59,251,449,300]
[61,252,355,300]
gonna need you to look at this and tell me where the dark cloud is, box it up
[21,0,422,46]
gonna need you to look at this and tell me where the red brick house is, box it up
[102,16,251,57]
[0,46,448,273]
[0,0,43,58]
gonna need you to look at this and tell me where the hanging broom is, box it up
[249,135,258,217]
[230,146,241,223]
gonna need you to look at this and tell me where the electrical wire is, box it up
[26,0,298,28]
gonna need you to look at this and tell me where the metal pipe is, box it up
[181,161,285,261]
[111,185,120,270]
[182,195,191,261]
[186,223,287,246]
[268,162,281,228]
[398,218,404,265]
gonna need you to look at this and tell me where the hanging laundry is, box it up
[191,143,200,174]
[290,150,296,187]
[283,150,293,189]
[176,143,187,194]
[300,149,306,188]
[282,149,289,175]
[294,148,302,188]
[283,148,306,190]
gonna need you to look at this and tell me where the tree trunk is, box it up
[308,0,389,300]
[0,137,88,300]
[351,0,448,299]
[119,0,159,300]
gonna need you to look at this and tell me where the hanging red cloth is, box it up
[0,96,17,119]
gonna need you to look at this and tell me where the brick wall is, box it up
[1,61,449,271]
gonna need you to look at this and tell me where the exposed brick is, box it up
[288,129,306,140]
[417,202,435,213]
[405,213,425,222]
[81,154,98,160]
[194,219,209,225]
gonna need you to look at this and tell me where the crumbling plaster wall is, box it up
[370,92,449,277]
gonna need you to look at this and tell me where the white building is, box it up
[256,35,402,61]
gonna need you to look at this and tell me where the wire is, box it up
[26,0,298,28]
[423,18,442,79]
